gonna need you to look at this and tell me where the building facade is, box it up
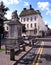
[19,5,47,36]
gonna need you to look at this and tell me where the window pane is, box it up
[31,24,32,28]
[31,17,32,21]
[34,28,37,34]
[34,23,36,28]
[7,27,8,30]
[34,16,36,21]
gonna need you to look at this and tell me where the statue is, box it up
[12,10,19,20]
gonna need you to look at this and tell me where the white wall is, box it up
[38,15,47,32]
[20,15,38,30]
[4,23,9,32]
[20,14,47,36]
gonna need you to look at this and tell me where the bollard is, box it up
[10,49,15,61]
[32,39,34,46]
[23,44,25,51]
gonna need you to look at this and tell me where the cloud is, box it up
[46,10,51,16]
[24,2,29,6]
[5,11,12,19]
[37,1,51,16]
[44,21,48,25]
[0,0,21,6]
[48,25,51,29]
[37,2,50,10]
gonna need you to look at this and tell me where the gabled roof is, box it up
[19,9,38,17]
[19,5,42,17]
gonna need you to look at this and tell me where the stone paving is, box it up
[14,48,35,65]
[0,45,32,65]
[13,41,41,65]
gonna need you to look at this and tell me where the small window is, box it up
[27,18,29,21]
[31,17,32,21]
[34,28,37,34]
[34,16,36,21]
[31,23,33,28]
[24,18,25,22]
[7,27,8,30]
[34,23,36,28]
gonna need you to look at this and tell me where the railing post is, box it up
[10,49,15,61]
[23,44,26,51]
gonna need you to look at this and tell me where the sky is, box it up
[0,0,51,28]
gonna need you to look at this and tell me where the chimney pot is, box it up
[24,8,26,10]
[30,5,32,9]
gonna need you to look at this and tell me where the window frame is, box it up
[31,23,33,28]
[34,15,36,21]
[24,18,25,22]
[31,17,33,21]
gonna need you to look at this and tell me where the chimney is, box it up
[23,8,26,10]
[30,5,32,9]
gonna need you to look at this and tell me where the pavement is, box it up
[0,45,32,65]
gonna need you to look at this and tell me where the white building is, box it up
[4,21,9,32]
[19,5,47,36]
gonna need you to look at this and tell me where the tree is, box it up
[0,1,9,49]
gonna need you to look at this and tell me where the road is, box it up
[32,38,51,65]
[13,37,51,65]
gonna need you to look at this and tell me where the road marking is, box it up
[35,45,44,65]
[32,41,44,65]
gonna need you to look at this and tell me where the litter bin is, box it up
[10,49,15,61]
